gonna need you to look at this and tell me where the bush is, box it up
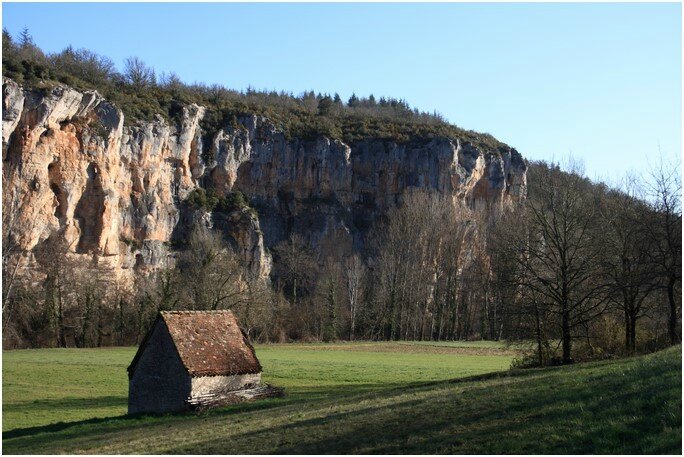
[184,188,217,211]
[185,188,255,216]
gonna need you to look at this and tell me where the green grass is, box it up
[2,342,512,433]
[2,343,681,454]
[2,347,131,432]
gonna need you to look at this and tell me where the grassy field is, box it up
[2,342,680,454]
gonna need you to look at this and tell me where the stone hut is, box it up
[127,310,262,414]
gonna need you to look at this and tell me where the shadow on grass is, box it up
[2,381,432,440]
[5,350,681,454]
[166,352,681,454]
[3,411,131,440]
[0,367,560,445]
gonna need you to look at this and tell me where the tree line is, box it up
[492,160,681,364]
[3,159,680,365]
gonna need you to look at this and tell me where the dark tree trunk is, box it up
[624,309,631,353]
[667,276,678,345]
[561,308,572,364]
[57,293,66,348]
[534,305,543,366]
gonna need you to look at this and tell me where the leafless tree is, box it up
[33,236,75,347]
[176,225,246,311]
[509,161,608,363]
[72,262,110,348]
[317,259,343,341]
[51,46,116,85]
[231,272,276,342]
[344,254,365,340]
[2,192,31,325]
[272,234,317,308]
[599,176,660,353]
[123,56,156,89]
[369,190,476,341]
[643,157,682,345]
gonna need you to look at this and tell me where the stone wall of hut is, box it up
[191,373,261,398]
[128,320,191,414]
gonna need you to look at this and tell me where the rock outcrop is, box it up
[2,79,526,283]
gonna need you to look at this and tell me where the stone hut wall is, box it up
[190,373,262,399]
[128,320,191,414]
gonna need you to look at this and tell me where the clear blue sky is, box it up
[3,2,681,181]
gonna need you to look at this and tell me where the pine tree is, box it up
[19,27,33,48]
[318,96,334,116]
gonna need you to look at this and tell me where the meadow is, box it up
[2,342,681,454]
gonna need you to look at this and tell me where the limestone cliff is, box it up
[2,79,526,282]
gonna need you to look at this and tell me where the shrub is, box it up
[184,188,217,211]
[185,188,256,216]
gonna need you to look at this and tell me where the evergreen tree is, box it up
[19,26,33,48]
[318,96,334,116]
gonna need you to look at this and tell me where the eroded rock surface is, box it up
[2,78,526,284]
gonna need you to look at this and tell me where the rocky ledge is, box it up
[2,78,527,283]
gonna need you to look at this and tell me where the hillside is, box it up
[3,29,678,358]
[2,34,527,287]
[1,31,535,349]
[2,75,526,281]
[2,44,530,343]
[2,31,508,149]
[2,345,680,454]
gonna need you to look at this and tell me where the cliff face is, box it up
[2,79,526,281]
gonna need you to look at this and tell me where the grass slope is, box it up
[2,342,512,432]
[2,344,680,454]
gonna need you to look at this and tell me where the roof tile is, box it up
[160,310,262,377]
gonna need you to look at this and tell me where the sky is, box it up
[2,2,681,182]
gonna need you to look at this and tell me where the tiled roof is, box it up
[129,310,262,377]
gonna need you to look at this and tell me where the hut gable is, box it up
[127,317,191,414]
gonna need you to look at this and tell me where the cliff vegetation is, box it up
[2,27,505,149]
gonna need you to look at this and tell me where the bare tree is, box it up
[510,161,608,363]
[176,225,246,311]
[318,259,342,341]
[643,157,682,345]
[72,263,110,348]
[159,72,185,97]
[123,56,156,89]
[493,211,554,365]
[344,254,365,340]
[2,192,33,325]
[231,272,276,342]
[370,191,432,340]
[599,177,660,353]
[33,236,76,347]
[369,190,476,341]
[51,46,116,85]
[272,234,317,308]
